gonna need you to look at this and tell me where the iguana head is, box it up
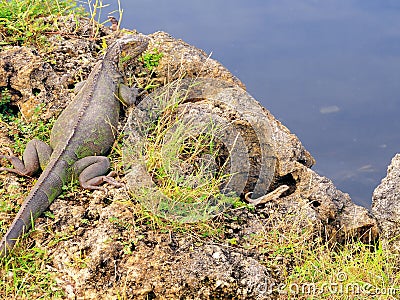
[105,34,150,62]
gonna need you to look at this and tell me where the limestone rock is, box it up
[372,154,400,249]
[0,46,60,118]
[44,190,278,299]
[290,162,378,242]
[133,31,245,90]
[124,77,378,241]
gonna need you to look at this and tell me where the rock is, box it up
[124,77,378,241]
[289,162,378,242]
[44,189,279,299]
[132,31,245,90]
[0,122,12,148]
[0,46,60,118]
[372,154,400,249]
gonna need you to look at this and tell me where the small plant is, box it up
[281,238,400,299]
[86,0,108,38]
[124,47,164,92]
[139,48,164,72]
[239,200,400,299]
[0,175,64,298]
[0,88,17,121]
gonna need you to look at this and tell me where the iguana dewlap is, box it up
[0,35,149,257]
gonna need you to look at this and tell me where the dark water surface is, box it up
[88,0,400,207]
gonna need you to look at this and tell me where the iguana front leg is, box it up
[0,139,52,176]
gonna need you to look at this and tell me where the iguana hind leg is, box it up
[73,156,123,191]
[0,139,52,176]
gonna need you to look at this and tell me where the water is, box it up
[87,0,400,207]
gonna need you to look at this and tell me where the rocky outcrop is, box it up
[142,31,245,89]
[372,154,400,249]
[124,77,377,242]
[47,192,279,299]
[0,46,60,119]
[0,16,379,299]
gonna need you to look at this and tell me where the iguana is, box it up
[0,34,149,257]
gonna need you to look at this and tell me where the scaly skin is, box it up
[0,35,149,257]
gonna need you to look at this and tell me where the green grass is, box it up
[0,171,65,299]
[0,0,86,46]
[0,3,87,297]
[1,247,64,299]
[0,102,55,159]
[8,104,56,155]
[0,102,59,297]
[0,88,20,122]
[243,204,400,299]
[0,92,56,156]
[123,79,239,223]
[284,240,400,299]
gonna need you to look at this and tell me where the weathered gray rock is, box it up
[43,189,280,299]
[124,77,378,241]
[131,31,245,91]
[0,46,60,118]
[372,154,400,249]
[289,162,378,242]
